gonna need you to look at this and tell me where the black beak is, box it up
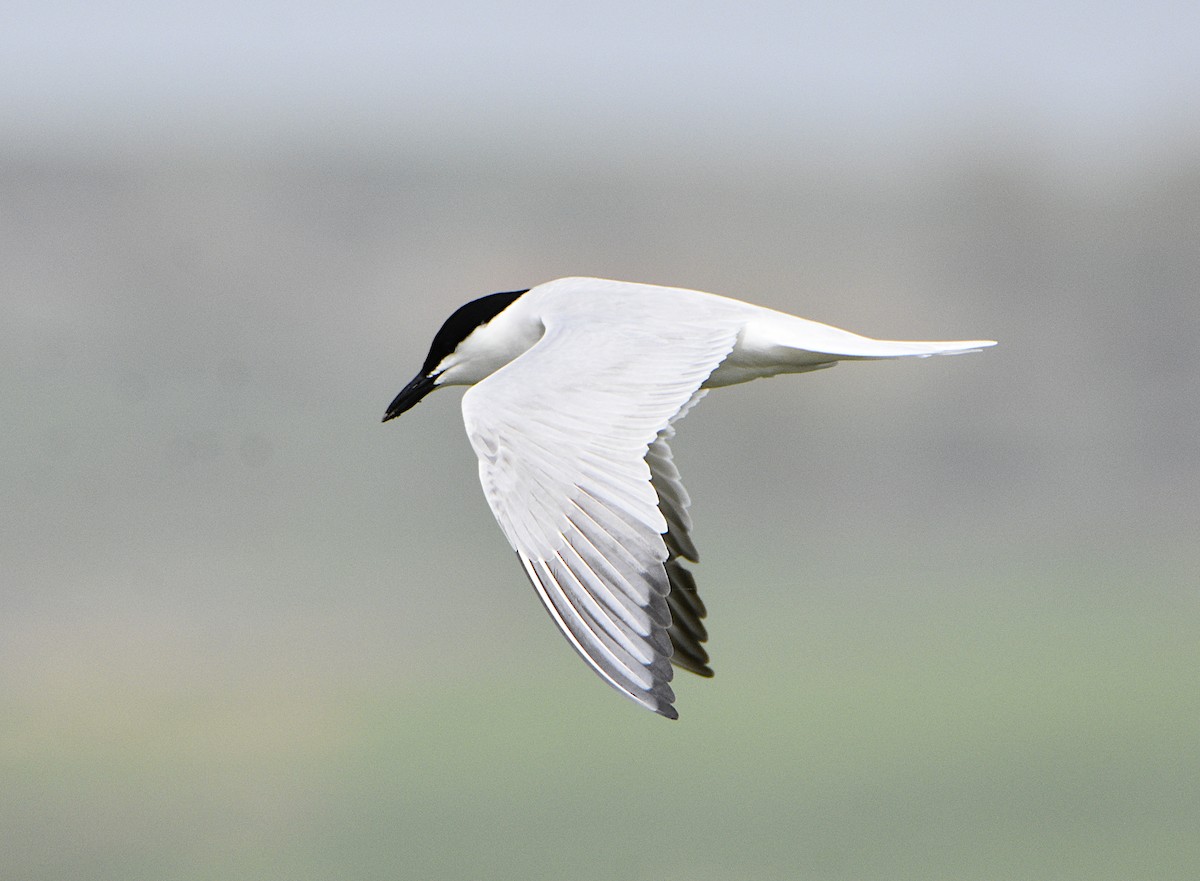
[382,372,437,422]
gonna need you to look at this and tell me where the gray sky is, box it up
[5,0,1199,159]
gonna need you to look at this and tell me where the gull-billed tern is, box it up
[383,277,995,718]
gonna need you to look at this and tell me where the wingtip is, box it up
[669,652,714,678]
[643,685,680,720]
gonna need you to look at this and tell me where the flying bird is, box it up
[383,277,994,718]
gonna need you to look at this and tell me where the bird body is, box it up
[384,277,994,718]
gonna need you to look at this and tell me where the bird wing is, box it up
[646,393,712,678]
[461,300,738,718]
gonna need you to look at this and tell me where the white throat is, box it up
[435,304,543,387]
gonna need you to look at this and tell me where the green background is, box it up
[4,4,1198,879]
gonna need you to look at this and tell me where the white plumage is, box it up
[384,277,995,718]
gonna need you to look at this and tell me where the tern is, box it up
[383,277,994,718]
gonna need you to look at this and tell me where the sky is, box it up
[4,0,1199,161]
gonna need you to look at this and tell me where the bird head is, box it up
[382,289,529,422]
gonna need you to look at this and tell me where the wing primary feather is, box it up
[565,499,664,597]
[550,546,664,662]
[523,557,661,696]
[644,429,713,676]
[556,528,655,633]
[655,497,699,562]
[665,561,713,677]
[662,529,699,565]
[664,563,709,642]
[540,557,676,692]
[562,516,672,628]
[570,489,668,573]
[535,558,655,687]
[646,436,700,562]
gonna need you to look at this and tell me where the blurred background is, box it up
[3,2,1198,879]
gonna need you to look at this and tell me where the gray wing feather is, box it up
[647,395,713,678]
